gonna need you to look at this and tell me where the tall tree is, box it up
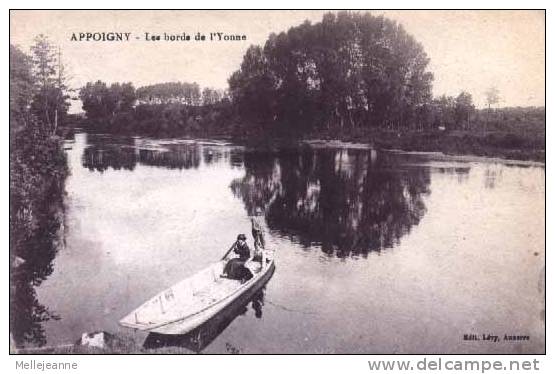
[29,35,70,134]
[229,11,434,133]
[10,45,35,129]
[229,45,277,123]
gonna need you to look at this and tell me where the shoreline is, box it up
[303,138,545,167]
[299,129,545,163]
[71,126,545,165]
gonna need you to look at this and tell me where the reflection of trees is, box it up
[231,147,433,257]
[82,146,137,172]
[82,135,137,172]
[484,166,502,189]
[10,136,67,347]
[139,144,201,170]
[81,136,232,172]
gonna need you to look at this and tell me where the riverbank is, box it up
[74,102,545,163]
[72,116,545,163]
[227,127,545,163]
[320,129,545,163]
[14,344,195,354]
[11,332,196,354]
[13,335,246,354]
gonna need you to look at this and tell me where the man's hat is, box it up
[237,234,247,240]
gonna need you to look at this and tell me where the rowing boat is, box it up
[119,249,275,335]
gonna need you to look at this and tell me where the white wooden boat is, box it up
[119,249,275,335]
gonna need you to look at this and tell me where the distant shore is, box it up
[212,128,546,163]
[69,118,545,164]
[311,129,545,163]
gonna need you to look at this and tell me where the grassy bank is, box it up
[303,128,545,162]
[220,124,545,163]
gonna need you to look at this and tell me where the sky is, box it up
[10,10,545,110]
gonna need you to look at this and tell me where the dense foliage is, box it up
[10,42,69,347]
[79,80,232,135]
[229,12,434,132]
[136,82,201,104]
[80,81,136,119]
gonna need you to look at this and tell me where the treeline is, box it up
[10,38,69,346]
[135,82,228,105]
[79,12,477,137]
[76,11,544,159]
[79,80,232,135]
[227,11,544,147]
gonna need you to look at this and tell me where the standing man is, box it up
[251,207,265,262]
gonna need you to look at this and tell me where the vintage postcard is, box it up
[9,9,545,355]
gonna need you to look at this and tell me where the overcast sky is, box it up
[10,10,545,109]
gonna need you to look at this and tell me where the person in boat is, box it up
[223,234,253,282]
[251,208,265,263]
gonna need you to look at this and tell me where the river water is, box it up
[24,131,544,353]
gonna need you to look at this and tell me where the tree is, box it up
[432,95,455,130]
[136,82,201,105]
[10,45,35,129]
[485,86,500,109]
[202,87,223,105]
[229,12,434,133]
[454,92,474,130]
[29,35,70,133]
[79,81,136,124]
[229,45,277,123]
[79,81,110,119]
[485,86,501,131]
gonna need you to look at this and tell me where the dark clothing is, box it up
[223,259,252,281]
[233,241,250,260]
[223,240,252,280]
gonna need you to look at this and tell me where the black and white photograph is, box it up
[9,9,545,355]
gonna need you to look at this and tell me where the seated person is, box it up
[223,234,253,282]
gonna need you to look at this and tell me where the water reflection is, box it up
[10,162,67,347]
[82,135,137,172]
[81,135,243,172]
[143,269,273,353]
[484,166,503,189]
[231,147,434,256]
[138,144,201,170]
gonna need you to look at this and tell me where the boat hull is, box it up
[143,264,274,351]
[120,253,275,335]
[148,261,274,335]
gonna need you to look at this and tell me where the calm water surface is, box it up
[27,132,544,353]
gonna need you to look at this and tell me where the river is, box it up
[20,131,544,353]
